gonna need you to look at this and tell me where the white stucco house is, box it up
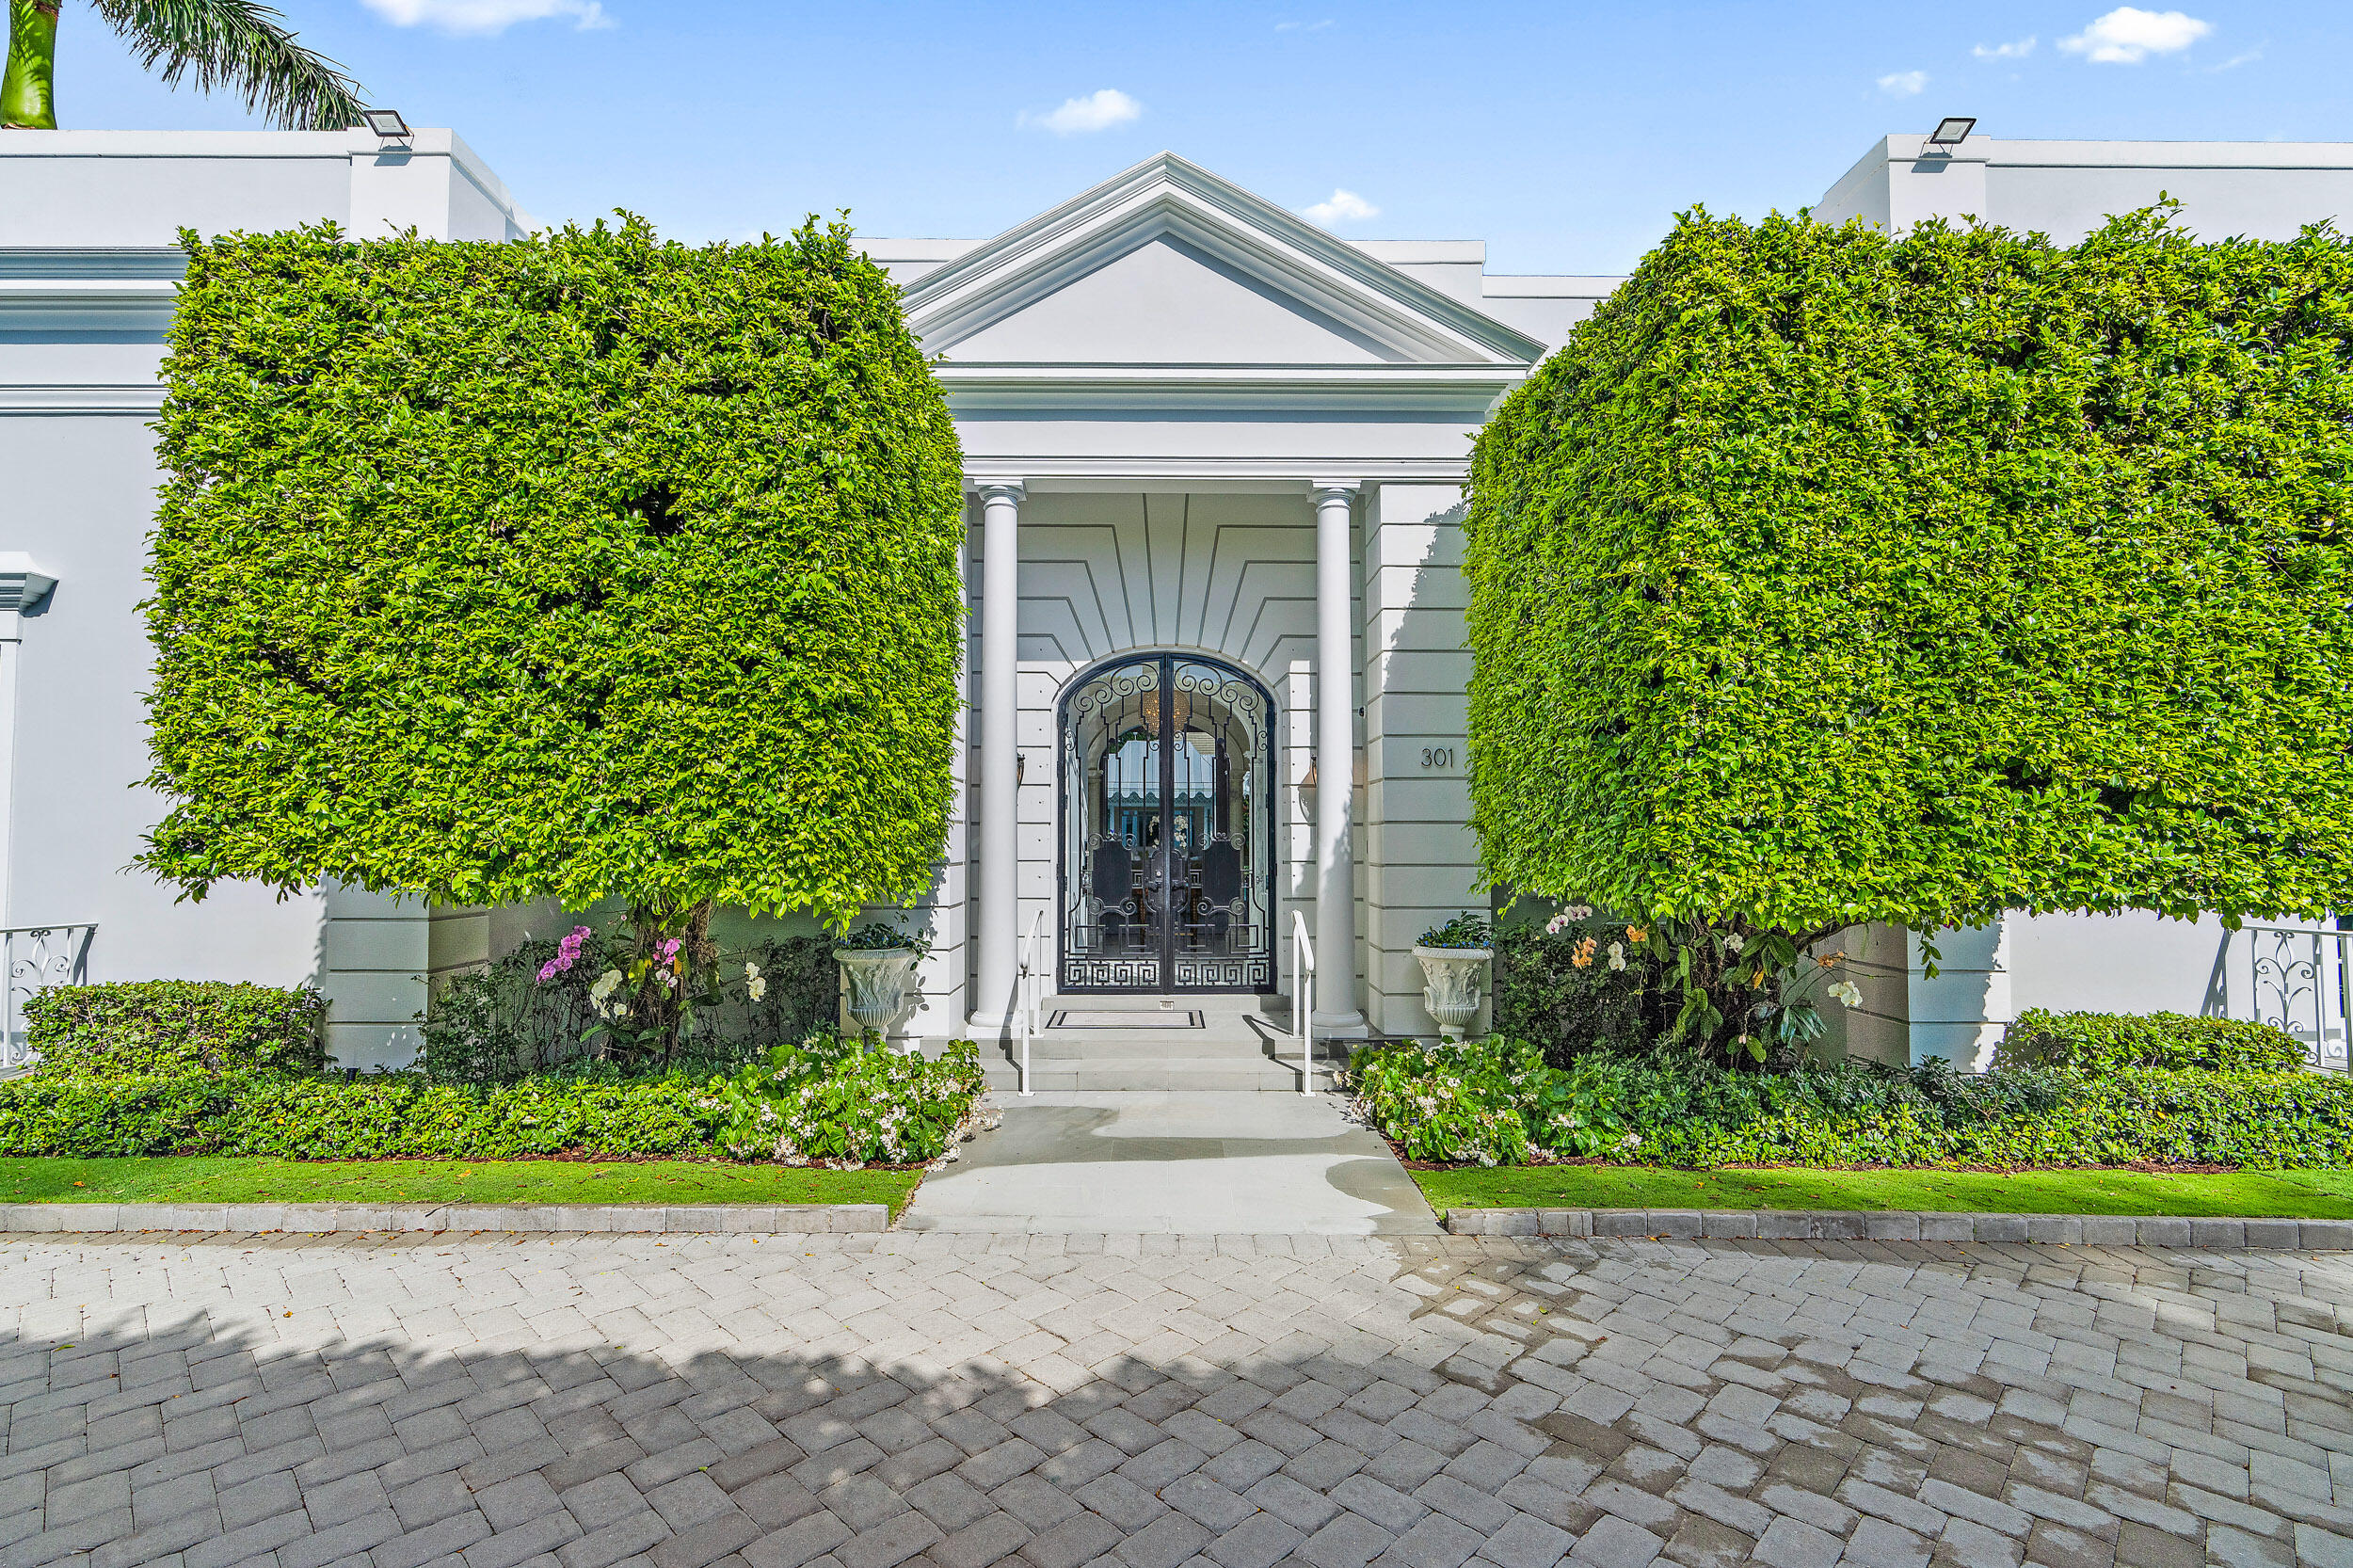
[2,124,2347,1074]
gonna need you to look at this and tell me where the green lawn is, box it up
[0,1158,920,1216]
[1417,1163,2353,1219]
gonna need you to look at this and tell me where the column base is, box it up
[1310,1010,1369,1039]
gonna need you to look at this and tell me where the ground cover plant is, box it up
[0,1156,920,1214]
[0,1047,987,1167]
[144,214,965,1057]
[10,980,987,1176]
[1465,205,2353,1056]
[1347,1029,2352,1170]
[1414,1163,2353,1219]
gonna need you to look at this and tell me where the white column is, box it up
[1311,482,1364,1031]
[969,481,1024,1031]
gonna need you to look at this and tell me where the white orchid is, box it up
[1566,903,1593,920]
[588,968,626,1019]
[1724,933,1745,954]
[1608,941,1626,971]
[1829,980,1863,1009]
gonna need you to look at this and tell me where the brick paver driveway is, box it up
[1,1233,2347,1568]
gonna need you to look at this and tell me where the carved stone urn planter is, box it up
[836,948,922,1040]
[1414,944,1493,1038]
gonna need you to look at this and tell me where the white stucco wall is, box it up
[1812,135,2353,244]
[1362,485,1479,1039]
[1,130,535,1068]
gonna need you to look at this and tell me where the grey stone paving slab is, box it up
[1447,1208,2353,1250]
[1,1231,2350,1568]
[902,1093,1439,1234]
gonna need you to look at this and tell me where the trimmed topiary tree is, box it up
[1466,206,2353,1055]
[143,216,965,1053]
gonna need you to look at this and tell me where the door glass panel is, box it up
[1168,660,1273,990]
[1062,658,1163,989]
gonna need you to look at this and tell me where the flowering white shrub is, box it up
[711,1032,985,1166]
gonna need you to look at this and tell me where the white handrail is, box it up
[1014,907,1046,1095]
[1290,909,1316,1096]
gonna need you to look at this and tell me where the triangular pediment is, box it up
[904,153,1544,370]
[945,228,1399,364]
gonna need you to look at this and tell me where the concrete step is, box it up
[939,1031,1352,1093]
[978,1051,1346,1094]
[1008,1029,1285,1059]
[1037,993,1299,1020]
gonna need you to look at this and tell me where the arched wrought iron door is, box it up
[1058,653,1276,992]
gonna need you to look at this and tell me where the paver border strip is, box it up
[0,1201,891,1234]
[1442,1206,2351,1249]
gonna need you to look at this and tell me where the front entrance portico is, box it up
[869,152,1548,1045]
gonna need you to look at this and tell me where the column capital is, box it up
[971,478,1027,504]
[1308,479,1361,503]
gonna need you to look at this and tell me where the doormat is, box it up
[1047,1009,1205,1030]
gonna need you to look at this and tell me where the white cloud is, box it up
[1274,18,1335,30]
[1018,88,1143,135]
[359,0,612,34]
[1301,189,1378,226]
[2059,8,2210,63]
[2210,46,2262,70]
[1877,70,1929,96]
[1973,36,2036,60]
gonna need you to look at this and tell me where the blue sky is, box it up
[36,2,2347,273]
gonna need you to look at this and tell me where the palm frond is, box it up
[88,0,366,130]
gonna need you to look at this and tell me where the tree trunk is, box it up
[2,1,60,131]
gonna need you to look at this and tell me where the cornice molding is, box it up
[935,361,1527,415]
[957,456,1470,487]
[0,248,187,280]
[0,383,167,414]
[0,276,178,333]
[0,554,56,613]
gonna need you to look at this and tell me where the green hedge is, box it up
[0,1044,985,1165]
[1993,1008,2306,1076]
[1350,1036,2353,1169]
[1464,207,2353,933]
[142,216,965,926]
[26,983,326,1077]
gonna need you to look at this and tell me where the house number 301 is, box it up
[1421,747,1455,770]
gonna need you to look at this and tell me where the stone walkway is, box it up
[903,1095,1436,1235]
[0,1231,2348,1568]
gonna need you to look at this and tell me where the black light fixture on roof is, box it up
[1928,117,1977,148]
[361,108,412,140]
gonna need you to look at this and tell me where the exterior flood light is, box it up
[361,108,411,139]
[1928,117,1977,147]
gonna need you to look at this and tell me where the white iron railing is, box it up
[2241,923,2352,1074]
[3,924,95,1071]
[1290,909,1315,1096]
[1013,907,1046,1096]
